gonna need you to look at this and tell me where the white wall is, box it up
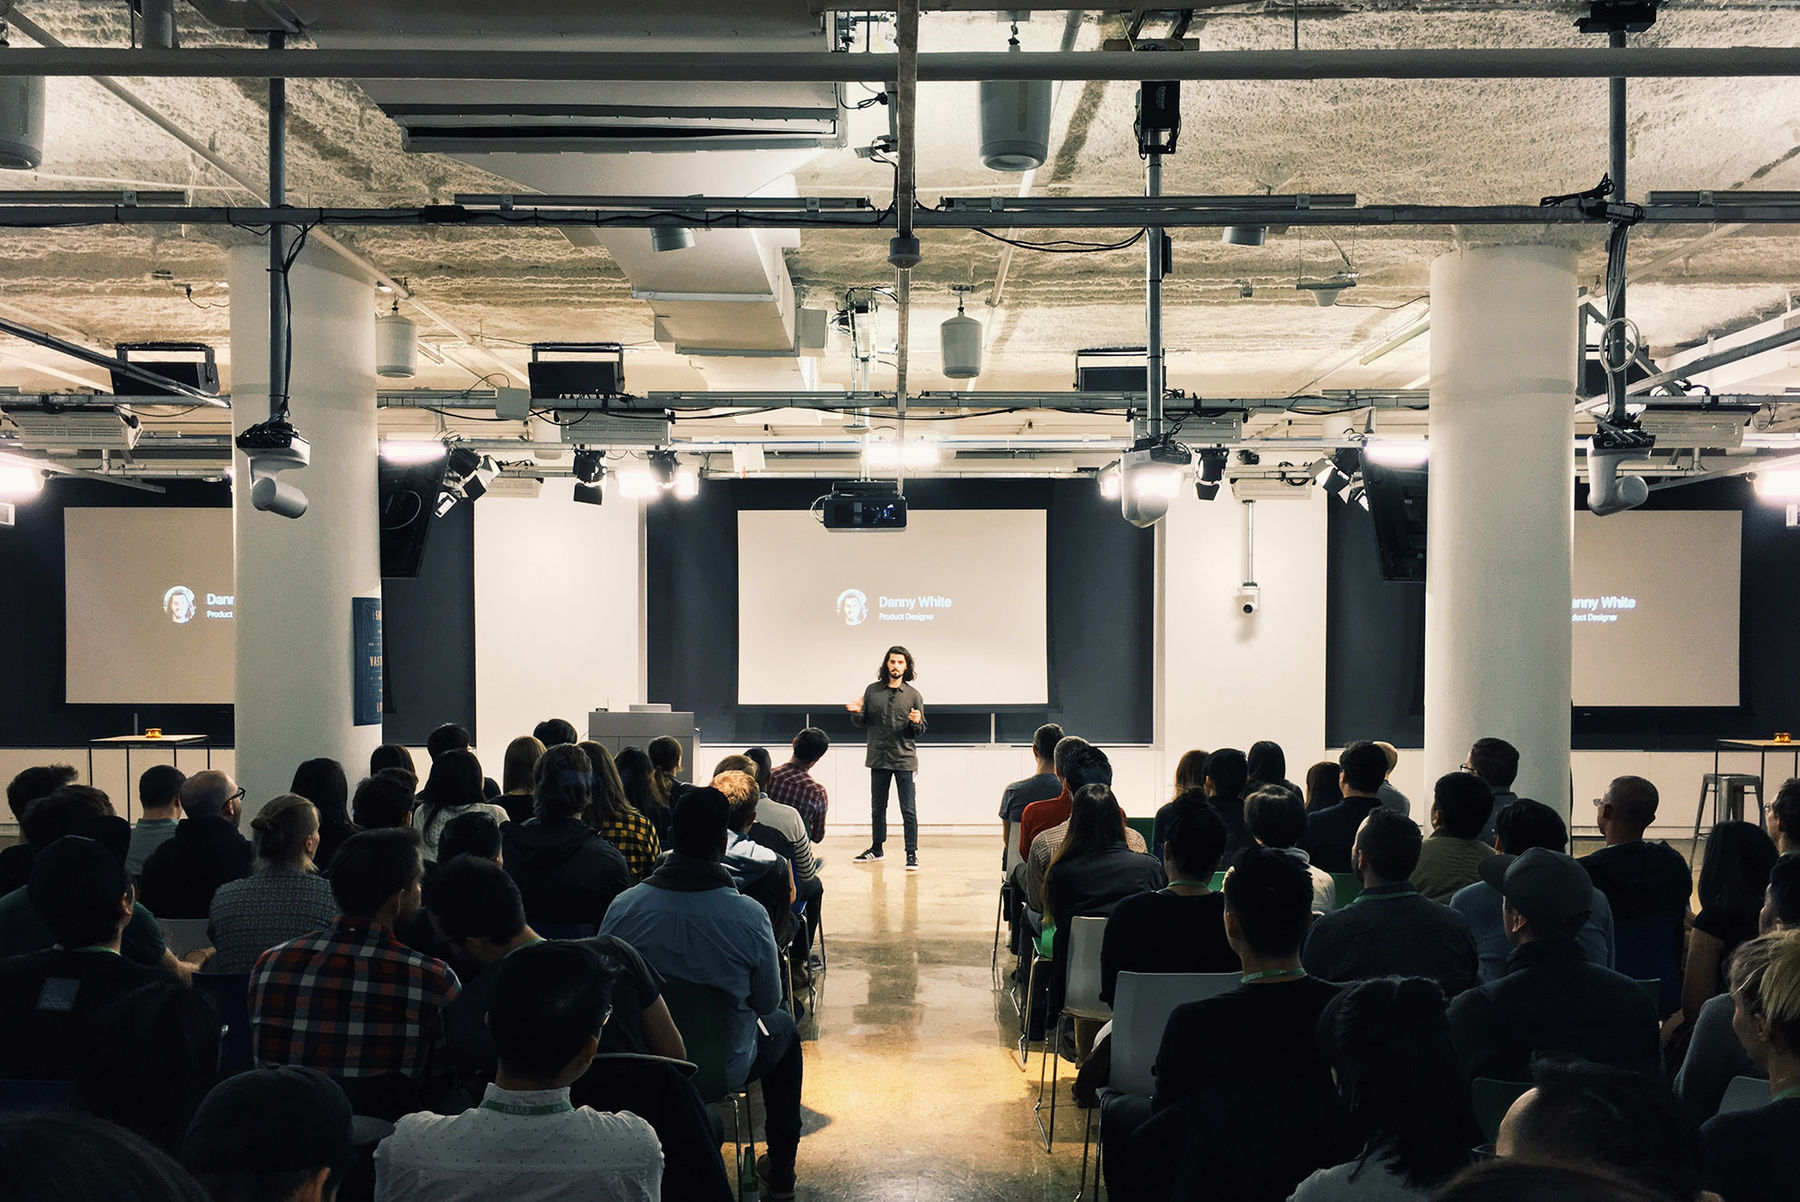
[472,479,646,759]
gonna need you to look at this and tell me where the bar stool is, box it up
[1694,773,1764,860]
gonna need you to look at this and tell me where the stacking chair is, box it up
[1035,915,1109,1151]
[661,979,755,1191]
[1718,1074,1771,1115]
[536,921,601,940]
[993,820,1026,973]
[1080,970,1241,1197]
[1330,873,1362,908]
[191,972,254,1073]
[158,917,212,958]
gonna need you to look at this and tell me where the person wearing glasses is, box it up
[138,769,253,919]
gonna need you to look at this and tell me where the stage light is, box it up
[1754,468,1800,500]
[573,449,606,485]
[1192,447,1229,501]
[863,438,941,470]
[573,480,605,507]
[618,468,660,499]
[0,464,42,496]
[379,438,447,465]
[648,448,679,486]
[673,467,701,500]
[1097,463,1122,500]
[1363,439,1430,467]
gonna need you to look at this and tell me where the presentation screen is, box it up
[1571,509,1740,707]
[65,507,236,704]
[736,508,1049,707]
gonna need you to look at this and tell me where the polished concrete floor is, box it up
[781,835,1088,1201]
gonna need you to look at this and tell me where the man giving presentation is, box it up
[849,646,926,869]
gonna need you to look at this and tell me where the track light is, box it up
[379,438,447,465]
[1222,226,1267,247]
[1097,462,1122,501]
[0,464,43,497]
[978,23,1051,171]
[650,223,695,253]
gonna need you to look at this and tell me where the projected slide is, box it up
[1571,509,1740,707]
[65,508,236,704]
[737,509,1048,706]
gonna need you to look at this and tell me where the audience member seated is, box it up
[1041,783,1165,1052]
[715,769,800,954]
[722,752,816,888]
[250,828,461,1117]
[5,782,129,905]
[1676,854,1800,1119]
[1201,747,1255,864]
[73,979,220,1155]
[502,744,632,929]
[1580,774,1692,1016]
[1768,775,1800,856]
[207,794,338,974]
[1244,784,1335,912]
[375,941,663,1202]
[127,764,186,878]
[1412,1158,1689,1202]
[646,736,685,830]
[1304,760,1342,815]
[289,758,356,871]
[1022,744,1138,916]
[1374,741,1412,818]
[1450,799,1615,983]
[1463,737,1519,844]
[399,813,502,984]
[1411,772,1497,903]
[1016,735,1086,866]
[497,735,546,825]
[1496,1058,1709,1202]
[598,786,805,1201]
[999,723,1064,845]
[770,726,833,845]
[0,789,179,975]
[1149,748,1209,859]
[371,742,418,781]
[1105,848,1350,1202]
[1698,928,1800,1202]
[615,746,671,845]
[0,763,78,892]
[426,722,501,799]
[578,743,661,882]
[139,770,253,919]
[1302,807,1479,996]
[1245,740,1299,799]
[353,771,418,831]
[534,716,579,748]
[2,1109,213,1202]
[1301,741,1391,873]
[432,855,684,1091]
[0,836,167,1081]
[414,750,510,863]
[183,1065,354,1202]
[1449,848,1660,1081]
[1682,820,1778,1026]
[1100,797,1238,1007]
[1290,978,1477,1201]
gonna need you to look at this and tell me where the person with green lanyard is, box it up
[1700,928,1800,1202]
[376,940,664,1202]
[0,834,165,1082]
[1301,807,1480,997]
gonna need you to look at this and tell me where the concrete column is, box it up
[228,244,381,815]
[1425,244,1576,817]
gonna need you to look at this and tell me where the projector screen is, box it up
[65,508,236,704]
[736,508,1048,707]
[1571,509,1740,707]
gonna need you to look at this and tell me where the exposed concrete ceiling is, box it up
[3,0,1800,477]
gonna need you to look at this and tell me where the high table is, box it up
[1712,738,1800,804]
[87,735,213,822]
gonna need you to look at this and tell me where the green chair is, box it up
[660,979,754,1184]
[1209,871,1227,892]
[1126,815,1156,850]
[1471,1077,1531,1144]
[1331,873,1362,908]
[1635,979,1664,1008]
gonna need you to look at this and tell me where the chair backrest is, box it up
[1062,915,1111,1021]
[1109,970,1241,1097]
[1125,816,1155,852]
[191,972,253,1073]
[0,1079,73,1113]
[660,979,737,1105]
[1330,873,1362,907]
[1004,821,1025,874]
[1471,1077,1531,1143]
[158,917,212,957]
[537,922,601,940]
[1718,1074,1771,1115]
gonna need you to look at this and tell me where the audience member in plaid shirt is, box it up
[767,728,831,844]
[250,828,460,1111]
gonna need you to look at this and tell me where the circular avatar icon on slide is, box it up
[837,588,869,627]
[163,585,197,625]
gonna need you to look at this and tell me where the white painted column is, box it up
[228,244,381,815]
[1425,244,1576,817]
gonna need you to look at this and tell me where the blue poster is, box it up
[352,596,383,727]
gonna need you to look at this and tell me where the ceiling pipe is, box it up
[137,0,178,51]
[889,0,919,496]
[1,46,1799,82]
[3,8,521,389]
[266,31,288,423]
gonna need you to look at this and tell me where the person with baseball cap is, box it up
[1448,848,1660,1082]
[182,1065,354,1202]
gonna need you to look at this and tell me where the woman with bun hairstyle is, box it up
[205,793,338,973]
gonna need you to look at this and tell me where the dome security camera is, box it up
[1236,583,1261,615]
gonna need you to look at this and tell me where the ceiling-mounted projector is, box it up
[817,480,907,531]
[2,402,140,451]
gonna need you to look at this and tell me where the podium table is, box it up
[87,735,213,822]
[1712,739,1800,799]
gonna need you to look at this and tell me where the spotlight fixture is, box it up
[1134,81,1181,156]
[1755,469,1800,501]
[1222,226,1267,247]
[648,448,679,487]
[650,222,696,253]
[978,21,1051,171]
[1193,447,1229,502]
[0,464,43,497]
[940,284,983,380]
[573,449,606,485]
[1097,461,1122,501]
